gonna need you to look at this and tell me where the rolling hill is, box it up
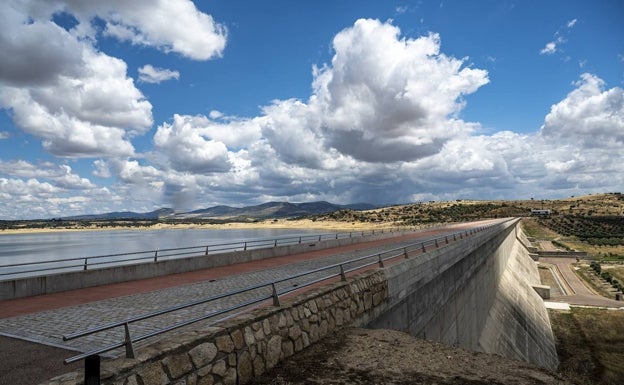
[60,201,377,221]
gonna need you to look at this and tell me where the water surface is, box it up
[0,228,320,277]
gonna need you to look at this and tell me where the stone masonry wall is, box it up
[46,270,388,385]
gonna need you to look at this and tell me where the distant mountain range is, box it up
[61,201,376,221]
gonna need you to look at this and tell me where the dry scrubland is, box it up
[549,308,624,385]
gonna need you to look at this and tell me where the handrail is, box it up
[62,220,513,364]
[0,228,406,279]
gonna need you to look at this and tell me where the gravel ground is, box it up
[0,335,82,385]
[251,328,572,385]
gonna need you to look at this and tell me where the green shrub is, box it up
[590,261,602,274]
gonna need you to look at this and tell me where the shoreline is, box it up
[0,219,402,235]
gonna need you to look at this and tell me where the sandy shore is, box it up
[0,218,403,235]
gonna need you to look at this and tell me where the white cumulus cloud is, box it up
[97,0,227,60]
[540,42,557,55]
[138,65,180,84]
[540,73,624,148]
[154,116,233,173]
[254,19,490,165]
[0,2,154,158]
[9,0,228,61]
[311,19,489,162]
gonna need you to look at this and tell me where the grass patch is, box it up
[520,218,559,239]
[608,266,624,283]
[550,308,624,385]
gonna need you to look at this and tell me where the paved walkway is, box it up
[541,257,624,308]
[0,223,492,385]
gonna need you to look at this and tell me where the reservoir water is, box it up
[0,228,321,278]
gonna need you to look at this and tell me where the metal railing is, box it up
[0,229,405,279]
[62,221,509,366]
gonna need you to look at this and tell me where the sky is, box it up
[0,0,623,219]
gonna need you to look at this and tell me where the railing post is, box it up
[404,247,409,259]
[124,323,135,359]
[340,265,347,281]
[435,239,439,248]
[154,250,158,262]
[271,283,281,306]
[319,235,322,242]
[84,355,100,385]
[454,234,457,241]
[83,258,88,271]
[421,243,426,252]
[274,239,278,247]
[299,237,302,244]
[205,246,209,256]
[336,233,338,239]
[445,236,449,244]
[378,254,384,268]
[244,242,247,251]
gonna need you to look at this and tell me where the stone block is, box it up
[137,362,168,385]
[309,323,319,343]
[308,299,318,313]
[282,339,294,357]
[230,329,246,350]
[197,374,214,385]
[163,353,193,380]
[223,368,237,385]
[211,359,227,377]
[237,350,253,385]
[189,343,218,369]
[266,335,282,369]
[252,355,265,377]
[243,326,255,346]
[288,324,302,340]
[215,335,235,354]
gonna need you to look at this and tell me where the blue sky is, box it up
[0,0,623,219]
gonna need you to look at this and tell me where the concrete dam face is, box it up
[369,219,558,370]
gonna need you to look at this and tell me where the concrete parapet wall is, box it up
[45,270,388,385]
[1,230,406,301]
[369,220,558,370]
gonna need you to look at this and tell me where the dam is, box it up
[1,219,557,384]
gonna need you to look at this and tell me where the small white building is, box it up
[531,209,551,216]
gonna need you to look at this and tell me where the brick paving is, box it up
[0,228,467,359]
